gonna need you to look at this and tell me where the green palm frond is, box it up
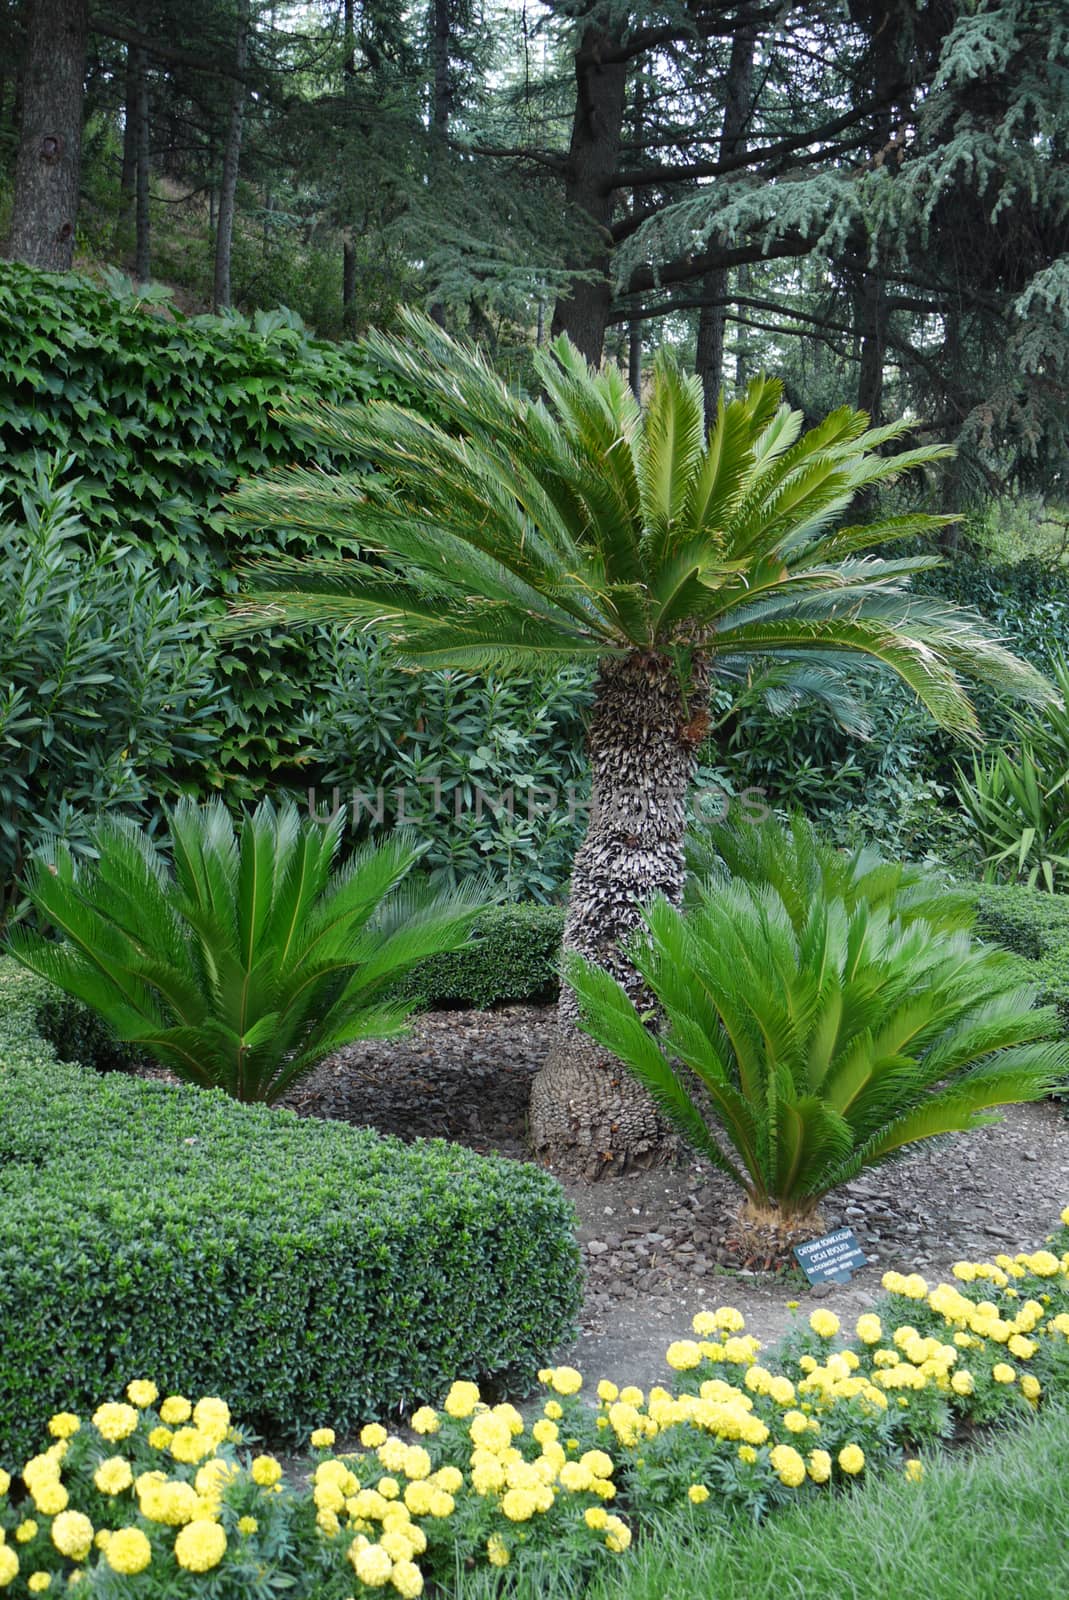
[7,800,486,1104]
[228,313,1049,737]
[572,821,1066,1217]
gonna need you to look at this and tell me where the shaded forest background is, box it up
[1,0,1066,522]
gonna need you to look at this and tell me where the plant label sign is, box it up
[794,1228,868,1286]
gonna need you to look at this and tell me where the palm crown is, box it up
[230,310,1050,735]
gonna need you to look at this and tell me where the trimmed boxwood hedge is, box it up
[0,961,581,1461]
[399,904,566,1009]
[972,883,1069,1029]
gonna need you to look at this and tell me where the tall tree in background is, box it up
[213,0,250,309]
[6,0,88,268]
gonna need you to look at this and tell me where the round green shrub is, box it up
[0,963,581,1462]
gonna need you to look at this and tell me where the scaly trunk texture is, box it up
[549,25,628,365]
[7,0,88,270]
[529,651,710,1176]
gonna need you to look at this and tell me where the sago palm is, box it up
[568,871,1068,1238]
[8,798,485,1103]
[228,311,1051,1169]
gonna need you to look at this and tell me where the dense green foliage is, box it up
[972,883,1069,1032]
[398,904,568,1010]
[233,318,1048,747]
[8,800,485,1103]
[0,960,581,1462]
[571,821,1067,1218]
[0,262,413,788]
[955,655,1069,892]
[307,639,592,901]
[0,461,217,928]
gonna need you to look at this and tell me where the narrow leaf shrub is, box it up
[0,459,218,928]
[8,799,486,1103]
[0,963,581,1463]
[572,823,1069,1220]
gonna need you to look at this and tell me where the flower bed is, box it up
[2,1215,1068,1596]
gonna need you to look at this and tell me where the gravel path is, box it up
[285,1005,1069,1389]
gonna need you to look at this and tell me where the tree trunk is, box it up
[6,0,88,270]
[427,0,450,327]
[694,25,755,419]
[213,0,249,312]
[133,46,150,281]
[341,0,358,328]
[628,320,642,398]
[549,25,628,365]
[115,44,137,254]
[529,650,710,1175]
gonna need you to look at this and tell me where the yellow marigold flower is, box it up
[237,1517,258,1536]
[838,1444,865,1475]
[809,1309,840,1339]
[51,1512,93,1562]
[951,1370,975,1396]
[410,1407,440,1436]
[808,1449,832,1484]
[952,1262,977,1282]
[559,1460,593,1492]
[170,1428,213,1465]
[31,1483,67,1517]
[350,1542,393,1587]
[666,1340,703,1371]
[315,1481,345,1515]
[95,1531,112,1549]
[769,1445,806,1488]
[126,1380,158,1409]
[443,1383,481,1420]
[159,1396,192,1425]
[391,1557,423,1597]
[783,1410,809,1435]
[688,1484,710,1504]
[378,1479,400,1501]
[1027,1251,1061,1276]
[427,1489,454,1518]
[1008,1335,1037,1360]
[597,1379,619,1402]
[105,1528,152,1575]
[174,1519,226,1573]
[378,1439,409,1474]
[469,1413,512,1455]
[548,1366,583,1396]
[798,1355,818,1374]
[501,1488,536,1522]
[532,1418,558,1446]
[317,1508,341,1537]
[1021,1374,1042,1401]
[431,1466,463,1494]
[487,1533,511,1567]
[604,1515,631,1553]
[139,1479,200,1527]
[1059,1205,1069,1227]
[192,1399,230,1439]
[543,1399,564,1421]
[0,1469,8,1497]
[619,1386,644,1407]
[580,1449,614,1480]
[399,1446,430,1482]
[992,1363,1016,1384]
[470,1461,504,1497]
[584,1506,609,1530]
[147,1427,173,1450]
[14,1521,36,1544]
[738,1445,758,1465]
[27,1572,50,1593]
[904,1459,924,1484]
[903,1274,929,1300]
[91,1403,138,1444]
[855,1314,882,1345]
[93,1457,134,1496]
[768,1375,796,1406]
[251,1455,283,1488]
[47,1414,80,1440]
[0,1547,18,1587]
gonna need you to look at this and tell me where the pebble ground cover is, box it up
[3,1219,1069,1598]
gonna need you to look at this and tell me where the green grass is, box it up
[450,1405,1069,1600]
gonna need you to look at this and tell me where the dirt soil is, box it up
[281,1005,1069,1391]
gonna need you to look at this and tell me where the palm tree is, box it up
[229,312,1050,1172]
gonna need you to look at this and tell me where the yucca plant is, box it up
[956,654,1069,892]
[569,867,1068,1241]
[7,799,486,1103]
[228,312,1052,1170]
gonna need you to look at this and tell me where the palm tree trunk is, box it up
[529,650,710,1175]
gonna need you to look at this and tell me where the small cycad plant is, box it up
[7,799,486,1103]
[570,828,1068,1242]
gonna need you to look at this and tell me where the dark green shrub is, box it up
[971,882,1069,1028]
[400,904,567,1009]
[0,459,218,927]
[305,639,592,902]
[0,962,581,1462]
[0,264,415,789]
